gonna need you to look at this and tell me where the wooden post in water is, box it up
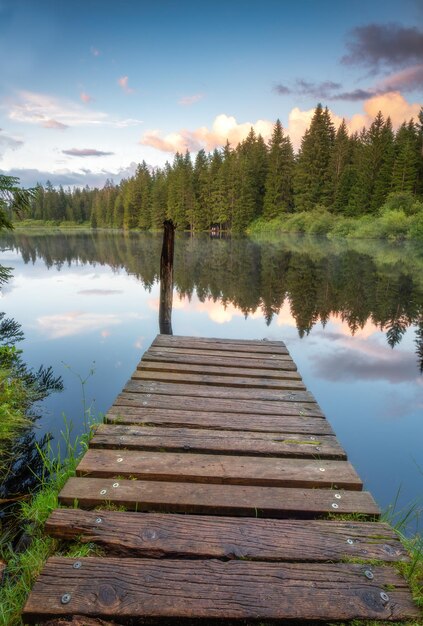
[159,220,175,335]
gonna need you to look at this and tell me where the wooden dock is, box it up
[23,335,419,624]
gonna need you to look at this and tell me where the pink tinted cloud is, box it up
[140,114,273,153]
[118,76,134,94]
[178,93,204,106]
[41,119,68,130]
[377,64,423,92]
[80,92,94,104]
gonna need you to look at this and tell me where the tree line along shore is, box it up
[18,104,423,239]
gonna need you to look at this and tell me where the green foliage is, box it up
[0,314,63,475]
[19,105,423,236]
[0,420,96,626]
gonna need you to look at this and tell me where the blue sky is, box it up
[0,0,422,187]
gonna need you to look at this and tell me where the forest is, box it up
[24,104,423,234]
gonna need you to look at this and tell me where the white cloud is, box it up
[6,90,142,129]
[178,93,204,106]
[37,311,121,339]
[0,128,24,158]
[140,114,274,153]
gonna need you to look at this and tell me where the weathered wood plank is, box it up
[45,510,408,562]
[143,350,297,370]
[155,334,287,347]
[24,557,418,623]
[153,335,289,354]
[90,424,345,459]
[61,477,379,516]
[132,368,306,390]
[124,379,316,403]
[148,346,292,360]
[114,392,324,416]
[106,407,334,434]
[76,449,362,489]
[138,359,301,379]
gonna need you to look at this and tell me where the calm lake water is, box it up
[0,231,422,532]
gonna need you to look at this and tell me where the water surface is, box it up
[0,231,421,531]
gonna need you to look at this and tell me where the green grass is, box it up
[0,420,94,626]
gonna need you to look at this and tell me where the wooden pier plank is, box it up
[76,449,361,489]
[153,334,289,354]
[133,368,307,390]
[124,379,316,403]
[59,477,379,517]
[154,334,287,347]
[138,359,301,378]
[114,392,324,416]
[23,557,419,623]
[148,345,292,360]
[45,510,408,562]
[105,407,335,434]
[90,424,345,459]
[143,349,297,370]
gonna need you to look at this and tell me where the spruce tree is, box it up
[392,121,420,194]
[263,119,294,218]
[192,149,210,231]
[294,104,335,212]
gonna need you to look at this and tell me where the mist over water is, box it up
[0,231,421,532]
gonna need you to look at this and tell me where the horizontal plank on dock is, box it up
[114,392,324,416]
[24,557,419,623]
[90,424,345,459]
[124,379,315,403]
[77,449,361,489]
[143,349,297,370]
[105,407,334,434]
[153,335,289,354]
[148,346,291,360]
[138,359,301,379]
[133,368,306,390]
[155,334,287,347]
[59,478,379,517]
[45,510,408,562]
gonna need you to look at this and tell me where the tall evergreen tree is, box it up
[294,104,335,211]
[263,119,294,218]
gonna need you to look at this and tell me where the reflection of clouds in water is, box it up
[37,311,121,339]
[382,389,423,420]
[311,343,418,384]
[78,289,124,296]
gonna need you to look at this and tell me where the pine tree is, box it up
[192,149,210,231]
[263,119,294,218]
[294,104,335,212]
[391,121,420,194]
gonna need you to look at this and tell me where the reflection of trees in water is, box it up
[1,231,422,368]
[0,314,63,516]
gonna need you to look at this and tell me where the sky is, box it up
[0,0,422,188]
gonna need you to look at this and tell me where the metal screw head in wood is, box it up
[347,538,354,545]
[331,503,339,509]
[61,594,71,604]
[95,517,102,524]
[364,570,374,580]
[334,493,341,499]
[319,468,325,472]
[73,561,82,569]
[117,457,123,463]
[113,482,119,488]
[380,591,389,603]
[100,489,107,495]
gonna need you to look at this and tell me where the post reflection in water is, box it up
[0,230,421,532]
